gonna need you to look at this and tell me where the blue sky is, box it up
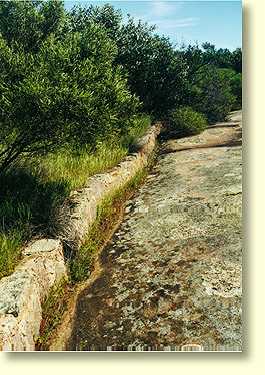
[64,1,242,51]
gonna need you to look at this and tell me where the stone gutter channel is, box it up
[0,124,161,351]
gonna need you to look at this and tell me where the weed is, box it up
[36,168,148,350]
[35,277,70,350]
[0,114,151,279]
[0,230,24,279]
[69,168,147,283]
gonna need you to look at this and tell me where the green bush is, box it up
[0,0,65,52]
[218,68,242,110]
[116,18,187,118]
[191,65,236,123]
[68,5,188,118]
[0,1,140,174]
[180,44,241,119]
[169,106,207,137]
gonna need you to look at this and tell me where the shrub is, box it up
[169,106,207,137]
[180,44,241,119]
[116,18,188,118]
[68,4,188,118]
[218,68,242,110]
[0,21,139,173]
[0,0,66,52]
[191,65,236,123]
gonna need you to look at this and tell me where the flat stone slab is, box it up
[23,239,62,255]
[67,112,242,351]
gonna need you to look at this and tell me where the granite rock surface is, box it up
[68,111,242,351]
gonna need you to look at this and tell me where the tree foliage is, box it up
[181,43,242,122]
[115,18,188,117]
[0,1,242,172]
[190,66,236,123]
[0,0,65,51]
[66,5,188,118]
[0,1,139,173]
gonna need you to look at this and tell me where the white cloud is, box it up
[169,17,199,28]
[147,17,199,30]
[132,1,183,22]
[151,1,183,17]
[127,2,199,32]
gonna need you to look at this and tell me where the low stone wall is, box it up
[0,239,66,351]
[55,124,161,250]
[0,124,161,351]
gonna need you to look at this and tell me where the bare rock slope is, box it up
[68,111,242,351]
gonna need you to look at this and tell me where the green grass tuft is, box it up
[35,277,69,350]
[69,168,147,283]
[0,230,24,279]
[0,115,151,279]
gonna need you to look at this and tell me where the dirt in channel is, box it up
[67,111,242,351]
